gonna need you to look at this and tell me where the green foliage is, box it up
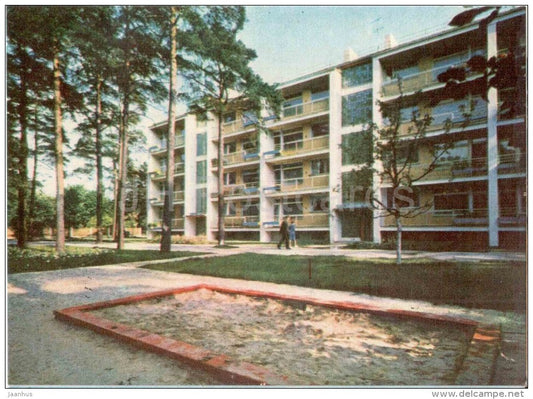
[145,253,526,312]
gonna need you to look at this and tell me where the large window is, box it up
[274,129,303,151]
[196,188,207,214]
[196,132,207,156]
[434,192,468,211]
[196,160,207,184]
[342,131,373,165]
[224,141,237,154]
[242,169,259,186]
[431,97,487,125]
[342,89,372,126]
[342,63,372,88]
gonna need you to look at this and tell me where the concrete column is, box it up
[328,68,343,243]
[372,56,384,243]
[259,128,275,242]
[183,114,198,237]
[486,21,500,247]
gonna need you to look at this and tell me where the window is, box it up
[342,63,372,87]
[243,200,260,216]
[196,188,207,214]
[390,64,419,80]
[311,90,329,101]
[342,90,372,126]
[311,123,329,137]
[275,163,303,185]
[342,170,372,203]
[242,138,258,154]
[223,112,236,123]
[224,141,237,154]
[224,172,236,185]
[275,129,303,151]
[342,131,373,165]
[434,141,469,163]
[311,159,329,175]
[276,198,304,216]
[432,97,487,126]
[224,201,237,216]
[196,132,207,156]
[283,96,303,117]
[310,195,330,212]
[242,169,259,185]
[196,160,206,184]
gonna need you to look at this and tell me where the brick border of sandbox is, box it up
[53,283,499,386]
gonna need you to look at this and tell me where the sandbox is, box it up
[54,284,500,386]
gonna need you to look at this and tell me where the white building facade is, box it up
[147,8,526,250]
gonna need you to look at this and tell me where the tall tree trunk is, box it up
[28,106,39,239]
[116,13,131,251]
[217,112,225,246]
[161,7,178,252]
[53,44,65,255]
[15,49,29,249]
[95,76,104,244]
[395,215,402,265]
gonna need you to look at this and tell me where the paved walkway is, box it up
[50,241,526,262]
[8,243,527,387]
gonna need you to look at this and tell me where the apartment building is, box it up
[147,7,526,249]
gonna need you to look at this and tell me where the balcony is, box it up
[278,174,329,194]
[150,162,185,180]
[210,183,260,199]
[149,135,185,154]
[396,109,487,138]
[294,212,329,228]
[498,152,526,175]
[150,190,185,205]
[153,218,185,229]
[280,97,329,121]
[211,151,260,168]
[264,213,329,229]
[382,60,483,98]
[224,216,260,229]
[265,136,329,161]
[498,208,526,227]
[382,208,488,228]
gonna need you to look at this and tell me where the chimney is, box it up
[384,34,398,49]
[343,47,358,62]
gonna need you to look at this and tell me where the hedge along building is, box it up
[146,7,526,249]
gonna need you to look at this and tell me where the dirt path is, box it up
[7,262,526,387]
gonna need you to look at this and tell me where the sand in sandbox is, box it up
[89,289,472,385]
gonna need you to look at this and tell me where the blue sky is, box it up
[239,5,465,84]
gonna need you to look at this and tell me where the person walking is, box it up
[289,217,297,248]
[277,216,291,249]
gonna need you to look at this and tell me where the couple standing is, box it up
[277,216,296,249]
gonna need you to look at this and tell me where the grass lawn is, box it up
[143,253,526,312]
[8,245,202,274]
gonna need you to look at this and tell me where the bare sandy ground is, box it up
[7,261,527,387]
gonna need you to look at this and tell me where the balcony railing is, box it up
[149,135,185,153]
[151,162,185,179]
[273,135,329,158]
[382,208,488,227]
[281,98,329,120]
[293,212,330,228]
[272,174,329,193]
[224,216,260,228]
[389,157,487,183]
[498,152,527,175]
[382,59,483,97]
[212,151,260,168]
[154,218,185,229]
[150,191,185,204]
[395,109,488,137]
[498,207,526,226]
